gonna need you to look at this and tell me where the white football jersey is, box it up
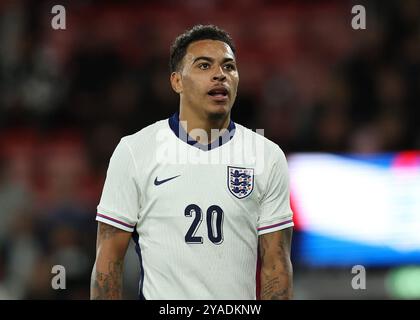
[96,113,294,300]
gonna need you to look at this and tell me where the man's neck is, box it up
[179,106,230,145]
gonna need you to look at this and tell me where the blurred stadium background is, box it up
[0,0,419,299]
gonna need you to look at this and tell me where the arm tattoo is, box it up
[91,260,124,300]
[98,223,120,241]
[91,223,125,299]
[259,228,293,300]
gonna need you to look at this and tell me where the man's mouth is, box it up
[207,87,229,100]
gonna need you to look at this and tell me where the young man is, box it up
[91,25,294,300]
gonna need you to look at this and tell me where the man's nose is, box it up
[212,66,226,81]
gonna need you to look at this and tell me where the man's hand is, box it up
[258,227,293,300]
[90,222,132,299]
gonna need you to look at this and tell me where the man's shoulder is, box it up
[234,122,283,154]
[121,118,168,148]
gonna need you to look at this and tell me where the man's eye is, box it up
[198,63,210,70]
[224,64,236,71]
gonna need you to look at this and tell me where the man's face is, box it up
[171,39,239,119]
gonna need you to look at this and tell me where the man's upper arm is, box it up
[92,138,140,299]
[96,138,140,233]
[258,145,294,234]
[95,222,132,259]
[258,227,293,266]
[93,139,139,267]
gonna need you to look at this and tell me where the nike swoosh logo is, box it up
[154,175,180,186]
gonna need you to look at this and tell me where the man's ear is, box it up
[170,71,183,94]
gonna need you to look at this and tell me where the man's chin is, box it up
[206,103,231,120]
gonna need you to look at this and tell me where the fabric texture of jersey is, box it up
[96,114,294,300]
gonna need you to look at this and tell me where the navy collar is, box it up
[168,112,236,151]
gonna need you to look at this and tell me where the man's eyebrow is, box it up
[221,57,235,64]
[192,56,235,64]
[192,56,214,64]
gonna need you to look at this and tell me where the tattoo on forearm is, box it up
[261,275,290,299]
[91,260,124,300]
[260,271,292,299]
[262,277,281,294]
[91,223,126,299]
[259,228,293,300]
[270,286,289,300]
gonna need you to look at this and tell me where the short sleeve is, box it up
[96,139,140,232]
[258,146,294,235]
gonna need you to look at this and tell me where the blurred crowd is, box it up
[0,0,419,299]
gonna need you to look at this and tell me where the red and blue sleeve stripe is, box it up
[257,219,293,232]
[96,213,135,229]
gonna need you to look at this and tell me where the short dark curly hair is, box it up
[169,24,236,73]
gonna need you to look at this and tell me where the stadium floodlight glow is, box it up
[288,152,420,266]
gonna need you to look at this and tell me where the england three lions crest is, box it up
[228,166,254,199]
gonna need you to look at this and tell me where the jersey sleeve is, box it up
[258,145,294,235]
[96,139,140,232]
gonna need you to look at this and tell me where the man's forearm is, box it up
[260,259,293,299]
[90,259,124,299]
[259,228,293,300]
[91,222,131,300]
